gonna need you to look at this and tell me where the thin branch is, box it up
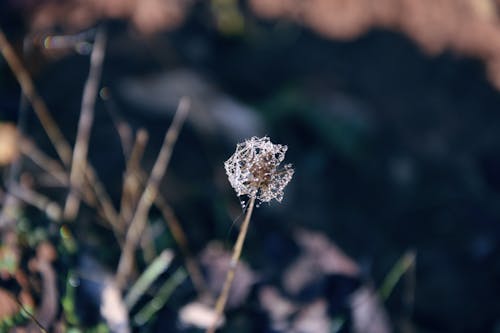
[152,184,209,298]
[9,183,62,222]
[0,28,72,165]
[0,72,27,230]
[0,29,118,224]
[19,137,69,186]
[84,166,122,230]
[207,196,256,333]
[124,159,208,297]
[120,129,149,224]
[0,26,121,232]
[115,97,190,289]
[102,90,134,159]
[64,27,107,220]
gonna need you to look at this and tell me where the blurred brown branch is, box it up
[9,183,62,222]
[0,28,72,165]
[120,129,149,224]
[115,97,190,289]
[116,125,208,297]
[1,26,121,236]
[64,27,107,220]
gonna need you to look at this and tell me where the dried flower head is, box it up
[224,136,294,203]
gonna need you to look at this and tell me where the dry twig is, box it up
[0,27,119,230]
[19,138,69,187]
[121,141,208,296]
[207,196,255,333]
[0,28,72,165]
[64,27,107,220]
[152,186,208,298]
[115,97,190,288]
[9,183,62,221]
[120,129,149,224]
[101,90,134,159]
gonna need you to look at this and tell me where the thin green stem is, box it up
[207,196,256,333]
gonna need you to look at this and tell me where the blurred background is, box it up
[1,1,500,332]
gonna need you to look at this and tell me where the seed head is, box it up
[224,136,294,203]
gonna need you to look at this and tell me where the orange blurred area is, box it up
[0,123,18,166]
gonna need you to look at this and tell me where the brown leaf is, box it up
[291,299,330,333]
[200,242,258,308]
[350,287,392,333]
[283,229,359,294]
[179,301,224,330]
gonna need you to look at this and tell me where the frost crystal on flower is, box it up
[224,136,294,203]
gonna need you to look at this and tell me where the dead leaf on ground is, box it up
[179,301,224,330]
[350,286,392,333]
[259,286,297,331]
[291,299,330,333]
[200,241,258,309]
[283,229,360,295]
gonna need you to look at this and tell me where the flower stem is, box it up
[207,196,256,333]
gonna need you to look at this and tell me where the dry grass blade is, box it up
[9,183,62,221]
[19,137,69,187]
[379,251,416,300]
[124,250,174,309]
[0,27,119,232]
[84,167,122,231]
[125,158,208,297]
[133,267,187,326]
[102,91,134,159]
[115,97,190,289]
[120,129,149,224]
[0,28,72,166]
[17,138,125,229]
[64,27,107,221]
[153,190,209,298]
